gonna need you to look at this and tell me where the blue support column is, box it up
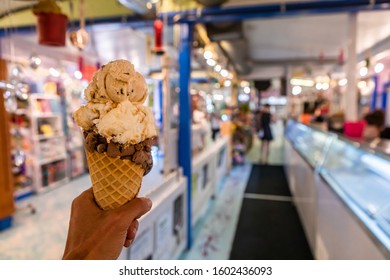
[382,82,390,110]
[178,23,193,249]
[382,91,388,110]
[158,80,164,130]
[370,75,379,111]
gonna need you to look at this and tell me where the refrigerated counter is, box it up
[284,120,390,259]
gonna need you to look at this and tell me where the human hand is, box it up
[62,188,152,260]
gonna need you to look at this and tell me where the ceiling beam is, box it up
[251,57,340,66]
[161,0,390,24]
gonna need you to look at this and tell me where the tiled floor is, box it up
[0,176,91,260]
[182,163,252,259]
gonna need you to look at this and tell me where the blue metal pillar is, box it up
[382,82,390,111]
[178,23,193,249]
[158,80,164,130]
[382,91,388,111]
[370,75,379,111]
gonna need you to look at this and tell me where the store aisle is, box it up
[230,165,313,260]
[246,120,284,165]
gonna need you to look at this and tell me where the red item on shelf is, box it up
[36,13,68,46]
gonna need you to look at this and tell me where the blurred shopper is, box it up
[232,112,247,165]
[257,104,273,165]
[328,111,345,133]
[63,188,152,260]
[210,110,221,141]
[363,109,390,141]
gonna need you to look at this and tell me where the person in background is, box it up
[62,188,152,260]
[327,111,345,133]
[363,109,390,141]
[210,110,221,141]
[258,104,273,165]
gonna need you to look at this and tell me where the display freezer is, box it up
[285,120,390,259]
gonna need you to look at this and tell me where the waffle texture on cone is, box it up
[86,151,144,210]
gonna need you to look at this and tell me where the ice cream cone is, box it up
[86,151,144,210]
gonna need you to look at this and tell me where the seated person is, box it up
[363,110,390,141]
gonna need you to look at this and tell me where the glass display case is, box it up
[320,135,390,250]
[285,120,331,168]
[286,120,390,254]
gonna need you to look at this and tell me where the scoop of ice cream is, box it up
[73,105,99,131]
[74,59,157,145]
[96,100,156,144]
[129,72,148,104]
[74,102,115,131]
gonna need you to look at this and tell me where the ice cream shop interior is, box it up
[0,0,390,260]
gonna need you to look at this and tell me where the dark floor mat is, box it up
[245,165,291,196]
[230,199,313,260]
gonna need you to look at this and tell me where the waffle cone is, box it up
[86,151,144,210]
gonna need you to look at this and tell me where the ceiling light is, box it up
[290,78,315,87]
[74,70,83,80]
[224,80,231,87]
[203,50,213,60]
[220,69,228,78]
[315,83,322,90]
[206,59,216,67]
[214,65,221,72]
[292,86,302,95]
[243,86,251,94]
[359,67,368,77]
[322,83,329,90]
[338,78,347,87]
[374,63,384,74]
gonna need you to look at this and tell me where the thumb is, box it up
[114,197,152,221]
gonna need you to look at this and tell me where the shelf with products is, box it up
[62,79,87,179]
[8,104,35,200]
[29,93,69,192]
[39,159,68,190]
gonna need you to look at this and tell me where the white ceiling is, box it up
[243,10,390,60]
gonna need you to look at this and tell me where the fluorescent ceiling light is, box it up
[359,67,368,77]
[290,78,315,87]
[220,69,228,78]
[207,59,216,67]
[203,50,213,60]
[375,63,384,74]
[292,86,302,95]
[338,78,347,87]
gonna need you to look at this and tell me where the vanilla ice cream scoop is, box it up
[74,59,156,144]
